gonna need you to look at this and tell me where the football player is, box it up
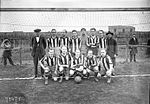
[70,49,86,77]
[98,49,114,83]
[84,50,101,82]
[86,28,99,55]
[57,46,72,82]
[70,30,81,54]
[39,49,58,85]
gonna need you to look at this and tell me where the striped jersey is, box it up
[40,55,57,67]
[87,35,99,47]
[84,56,97,67]
[99,55,113,71]
[59,36,70,48]
[72,54,84,66]
[47,36,59,48]
[99,37,107,49]
[70,36,81,53]
[58,53,72,66]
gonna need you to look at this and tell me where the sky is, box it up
[0,0,150,32]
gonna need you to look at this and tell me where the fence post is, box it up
[19,39,22,66]
[126,33,129,62]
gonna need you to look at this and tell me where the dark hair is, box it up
[81,28,86,31]
[72,30,77,33]
[99,30,104,33]
[51,29,56,33]
[90,28,96,31]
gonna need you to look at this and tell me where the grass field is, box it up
[0,47,150,104]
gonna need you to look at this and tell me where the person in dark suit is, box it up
[129,34,139,62]
[106,31,118,67]
[30,29,47,78]
[146,39,150,57]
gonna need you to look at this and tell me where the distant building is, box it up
[108,25,135,35]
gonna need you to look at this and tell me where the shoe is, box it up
[112,73,115,76]
[107,78,111,83]
[94,78,99,82]
[45,79,48,85]
[59,77,63,83]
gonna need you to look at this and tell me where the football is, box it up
[74,76,82,84]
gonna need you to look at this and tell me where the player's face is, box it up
[91,31,95,36]
[87,51,93,58]
[48,51,54,57]
[52,32,56,36]
[101,50,106,57]
[62,47,67,54]
[73,32,78,36]
[99,31,104,37]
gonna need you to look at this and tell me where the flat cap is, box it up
[34,29,41,33]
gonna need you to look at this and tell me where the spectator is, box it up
[1,39,15,66]
[129,34,139,62]
[106,31,118,67]
[146,39,150,57]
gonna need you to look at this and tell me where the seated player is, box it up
[84,50,101,82]
[39,49,58,85]
[98,49,114,83]
[70,49,86,78]
[58,46,72,82]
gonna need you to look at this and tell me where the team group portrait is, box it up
[0,7,150,104]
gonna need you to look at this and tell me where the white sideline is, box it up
[0,74,150,81]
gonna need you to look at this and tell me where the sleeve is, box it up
[42,37,47,49]
[30,37,34,47]
[86,36,90,46]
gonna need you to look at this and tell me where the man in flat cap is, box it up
[106,31,118,68]
[31,29,47,78]
[129,34,139,62]
[87,28,99,55]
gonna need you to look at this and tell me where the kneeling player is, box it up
[39,49,58,85]
[84,50,101,82]
[58,46,72,82]
[98,49,114,83]
[70,50,86,78]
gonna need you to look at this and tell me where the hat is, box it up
[106,31,113,35]
[34,29,41,33]
[81,28,86,31]
[51,29,56,33]
[90,28,96,32]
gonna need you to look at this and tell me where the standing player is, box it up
[84,50,100,82]
[98,49,114,83]
[39,49,58,85]
[70,50,86,78]
[80,28,88,55]
[70,30,81,55]
[47,29,59,49]
[98,30,107,55]
[57,46,72,82]
[87,28,99,55]
[59,29,70,48]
